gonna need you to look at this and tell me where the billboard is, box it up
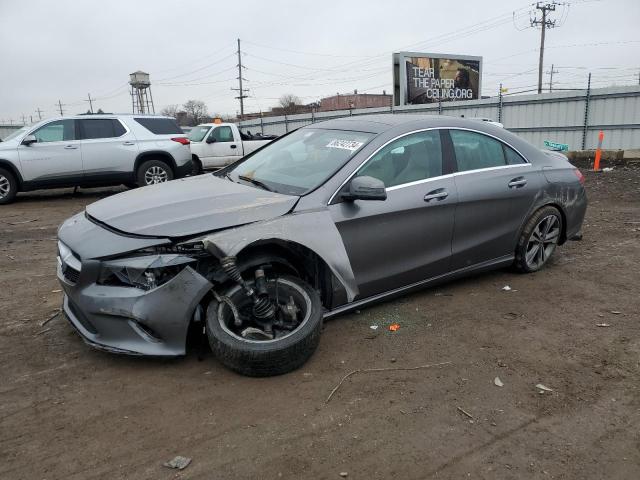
[393,52,482,106]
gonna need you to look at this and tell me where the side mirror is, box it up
[342,176,387,201]
[206,136,216,144]
[22,134,37,146]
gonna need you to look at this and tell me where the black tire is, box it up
[136,159,174,186]
[192,156,203,175]
[514,205,563,273]
[206,274,323,377]
[0,167,18,205]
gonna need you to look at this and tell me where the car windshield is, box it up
[188,126,211,142]
[228,128,374,195]
[2,126,30,142]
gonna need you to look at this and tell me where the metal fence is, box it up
[0,124,23,140]
[237,85,640,151]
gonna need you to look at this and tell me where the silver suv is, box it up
[0,114,192,204]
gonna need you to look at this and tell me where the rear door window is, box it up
[32,120,75,142]
[112,119,127,137]
[134,117,183,135]
[449,130,507,172]
[504,144,527,164]
[79,119,125,139]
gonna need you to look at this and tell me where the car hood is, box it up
[86,174,299,237]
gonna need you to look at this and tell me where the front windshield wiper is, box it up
[219,171,234,182]
[238,175,273,192]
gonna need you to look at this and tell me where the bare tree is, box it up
[160,104,179,118]
[182,100,209,126]
[278,94,303,115]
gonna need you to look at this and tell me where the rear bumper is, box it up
[565,187,588,242]
[57,260,212,357]
[175,159,193,178]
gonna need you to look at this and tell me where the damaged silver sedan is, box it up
[57,115,587,376]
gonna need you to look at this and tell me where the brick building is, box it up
[319,90,392,112]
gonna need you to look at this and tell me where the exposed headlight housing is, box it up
[98,254,196,290]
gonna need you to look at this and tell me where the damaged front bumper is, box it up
[57,254,212,356]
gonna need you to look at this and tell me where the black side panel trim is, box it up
[324,255,514,318]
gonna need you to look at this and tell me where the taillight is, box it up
[573,168,585,185]
[171,137,190,145]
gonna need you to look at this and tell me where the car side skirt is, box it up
[323,254,514,319]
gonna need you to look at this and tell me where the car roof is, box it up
[309,114,542,162]
[308,114,502,134]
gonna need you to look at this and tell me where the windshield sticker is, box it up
[326,139,364,151]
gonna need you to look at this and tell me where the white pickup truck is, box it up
[188,122,277,172]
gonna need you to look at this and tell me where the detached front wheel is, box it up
[206,274,323,377]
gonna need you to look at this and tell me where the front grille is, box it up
[63,265,80,283]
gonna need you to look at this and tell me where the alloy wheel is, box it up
[0,174,10,199]
[144,166,168,185]
[525,214,560,269]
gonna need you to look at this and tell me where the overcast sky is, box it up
[1,0,638,123]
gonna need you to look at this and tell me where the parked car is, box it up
[188,122,276,172]
[56,115,587,376]
[0,114,192,204]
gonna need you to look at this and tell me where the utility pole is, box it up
[547,63,559,92]
[56,100,65,116]
[21,114,26,125]
[86,93,94,113]
[531,2,558,94]
[36,107,43,120]
[232,38,249,119]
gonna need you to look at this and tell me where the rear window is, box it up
[134,117,183,135]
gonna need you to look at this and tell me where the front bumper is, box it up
[57,259,212,357]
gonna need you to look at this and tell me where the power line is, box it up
[231,38,249,119]
[547,63,559,92]
[86,93,94,113]
[530,2,563,94]
[56,100,65,116]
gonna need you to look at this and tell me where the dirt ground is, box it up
[1,167,639,480]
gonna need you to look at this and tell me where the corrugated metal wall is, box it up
[238,85,640,150]
[0,125,23,140]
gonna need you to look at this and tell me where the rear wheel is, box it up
[137,159,174,186]
[206,274,323,377]
[515,206,563,272]
[0,167,18,205]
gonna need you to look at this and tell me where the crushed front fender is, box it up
[202,210,359,301]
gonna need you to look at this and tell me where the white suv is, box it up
[0,114,192,204]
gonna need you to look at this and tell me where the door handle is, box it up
[122,141,135,146]
[230,144,237,149]
[508,177,527,188]
[64,145,78,150]
[424,189,448,202]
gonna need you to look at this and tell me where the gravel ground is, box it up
[1,168,639,480]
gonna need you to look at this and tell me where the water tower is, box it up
[129,71,155,114]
